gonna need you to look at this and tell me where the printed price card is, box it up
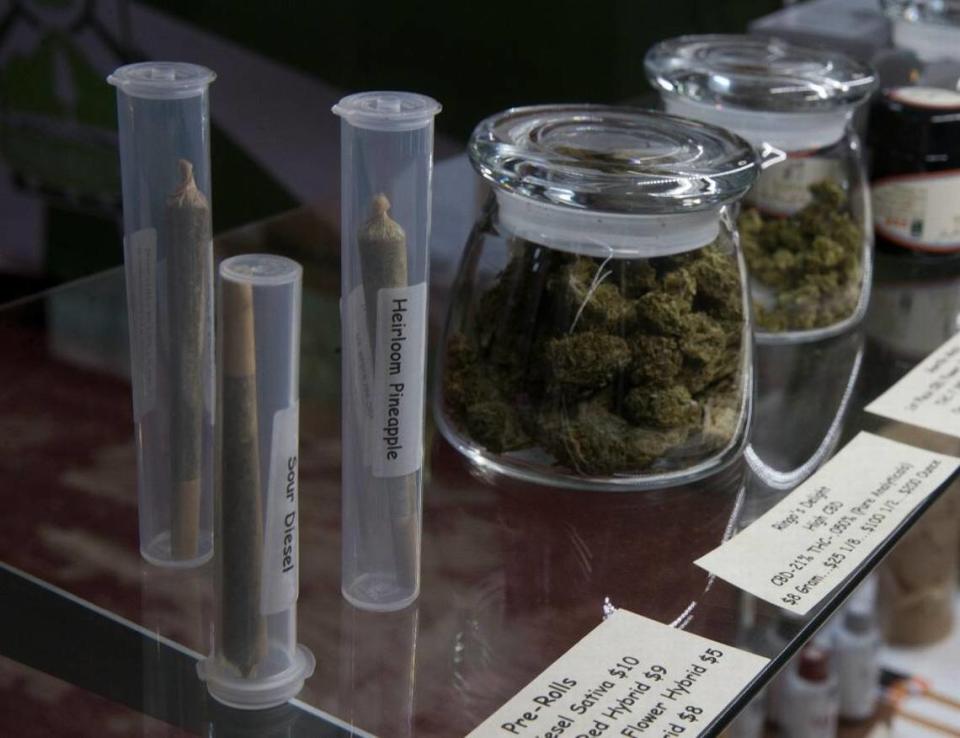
[697,432,959,615]
[866,332,960,439]
[466,609,768,738]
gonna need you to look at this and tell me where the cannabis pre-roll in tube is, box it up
[199,254,314,708]
[333,91,440,611]
[109,62,216,566]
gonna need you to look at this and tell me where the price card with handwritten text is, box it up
[696,432,959,615]
[867,332,960,439]
[466,609,768,738]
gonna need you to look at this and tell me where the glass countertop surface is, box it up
[1,158,959,738]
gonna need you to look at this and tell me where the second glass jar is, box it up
[646,35,878,343]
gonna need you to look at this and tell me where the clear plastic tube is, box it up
[108,62,216,567]
[333,91,441,611]
[199,254,314,709]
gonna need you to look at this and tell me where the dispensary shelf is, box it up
[0,168,958,738]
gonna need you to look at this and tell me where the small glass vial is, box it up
[437,105,758,490]
[108,62,216,567]
[646,35,877,344]
[779,647,839,738]
[199,254,314,709]
[834,609,880,721]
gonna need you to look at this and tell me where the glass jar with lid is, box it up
[435,105,759,490]
[646,35,878,343]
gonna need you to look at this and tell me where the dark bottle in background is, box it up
[869,87,960,259]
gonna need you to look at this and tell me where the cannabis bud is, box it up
[740,179,862,332]
[443,240,745,476]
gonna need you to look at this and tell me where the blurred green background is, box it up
[149,0,779,139]
[0,0,779,301]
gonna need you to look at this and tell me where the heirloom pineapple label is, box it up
[372,283,427,477]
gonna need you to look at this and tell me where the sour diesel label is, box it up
[372,283,427,477]
[261,403,300,615]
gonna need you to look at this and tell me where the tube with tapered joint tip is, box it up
[333,91,440,611]
[109,62,216,567]
[199,254,314,709]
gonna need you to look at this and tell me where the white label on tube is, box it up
[696,432,959,615]
[466,608,768,738]
[344,286,375,464]
[125,228,157,422]
[866,331,960,438]
[260,402,299,615]
[372,282,427,478]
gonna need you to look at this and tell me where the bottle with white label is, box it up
[779,647,840,738]
[869,87,960,258]
[765,610,805,728]
[334,91,441,611]
[834,609,880,721]
[199,254,315,709]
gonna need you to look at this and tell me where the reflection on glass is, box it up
[860,253,960,648]
[206,700,303,738]
[428,430,748,724]
[140,563,209,732]
[338,602,419,738]
[866,252,960,370]
[743,328,865,523]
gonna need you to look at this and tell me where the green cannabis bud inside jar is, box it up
[739,181,863,332]
[443,242,745,476]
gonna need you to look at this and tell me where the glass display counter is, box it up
[0,155,958,738]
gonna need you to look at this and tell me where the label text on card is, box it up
[696,432,959,614]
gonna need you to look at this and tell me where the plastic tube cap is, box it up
[220,254,303,287]
[198,645,316,710]
[107,62,216,100]
[332,91,441,131]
